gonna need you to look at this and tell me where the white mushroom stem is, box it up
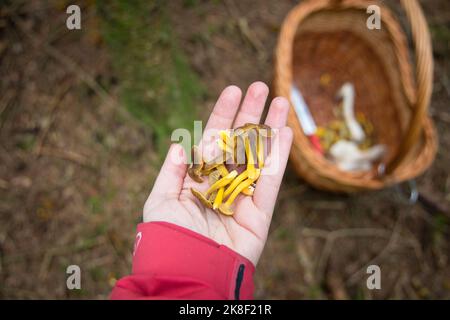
[329,140,386,172]
[337,83,365,142]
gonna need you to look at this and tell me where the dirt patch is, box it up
[0,1,157,298]
[0,0,449,299]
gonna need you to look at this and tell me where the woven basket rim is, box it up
[274,0,437,191]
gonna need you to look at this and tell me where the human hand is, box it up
[143,82,293,266]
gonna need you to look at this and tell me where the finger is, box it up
[199,85,242,162]
[253,127,293,215]
[204,85,242,135]
[147,143,187,199]
[233,81,269,128]
[264,96,290,129]
[228,127,293,264]
[232,97,291,233]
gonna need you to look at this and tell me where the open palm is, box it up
[143,82,293,266]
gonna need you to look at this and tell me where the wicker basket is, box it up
[274,0,437,192]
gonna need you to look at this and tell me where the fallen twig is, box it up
[33,82,73,156]
[345,212,405,286]
[301,227,393,283]
[224,0,266,60]
[37,146,92,168]
[11,16,145,131]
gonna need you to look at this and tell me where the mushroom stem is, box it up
[242,183,255,196]
[234,135,246,165]
[257,124,273,137]
[208,169,221,185]
[218,175,259,216]
[224,171,260,206]
[257,133,264,168]
[220,130,233,149]
[245,137,257,179]
[217,164,229,177]
[213,187,224,209]
[223,169,248,198]
[188,145,204,182]
[218,130,234,160]
[191,188,213,209]
[206,170,238,196]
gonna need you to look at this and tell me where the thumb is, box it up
[148,143,187,200]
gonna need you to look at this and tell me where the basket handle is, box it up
[385,0,434,174]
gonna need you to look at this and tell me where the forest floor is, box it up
[0,0,449,299]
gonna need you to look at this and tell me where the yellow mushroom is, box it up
[244,137,257,180]
[217,164,229,177]
[219,130,234,150]
[256,133,264,168]
[187,145,204,182]
[320,73,331,87]
[256,124,273,138]
[242,183,255,196]
[233,135,246,165]
[191,188,213,209]
[223,169,248,198]
[208,190,218,203]
[217,130,235,165]
[227,176,257,204]
[218,174,259,216]
[235,123,272,139]
[232,126,246,138]
[240,123,266,133]
[189,123,271,214]
[208,169,221,185]
[316,127,326,137]
[202,152,232,173]
[213,187,224,209]
[206,170,237,196]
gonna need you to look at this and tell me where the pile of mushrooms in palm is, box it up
[188,123,272,216]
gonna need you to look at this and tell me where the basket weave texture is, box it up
[274,0,437,192]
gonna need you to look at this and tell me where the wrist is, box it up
[132,221,255,299]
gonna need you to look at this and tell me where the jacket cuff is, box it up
[132,221,255,300]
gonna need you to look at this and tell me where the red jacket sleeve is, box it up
[110,221,255,300]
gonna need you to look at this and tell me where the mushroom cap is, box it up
[256,124,273,137]
[241,184,255,196]
[206,169,238,196]
[238,123,273,137]
[191,188,213,209]
[208,190,218,203]
[203,152,232,172]
[208,169,221,185]
[188,167,204,183]
[218,204,234,216]
[188,146,204,182]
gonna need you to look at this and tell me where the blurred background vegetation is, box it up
[97,0,205,155]
[0,0,449,299]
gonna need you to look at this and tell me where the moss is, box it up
[96,0,204,158]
